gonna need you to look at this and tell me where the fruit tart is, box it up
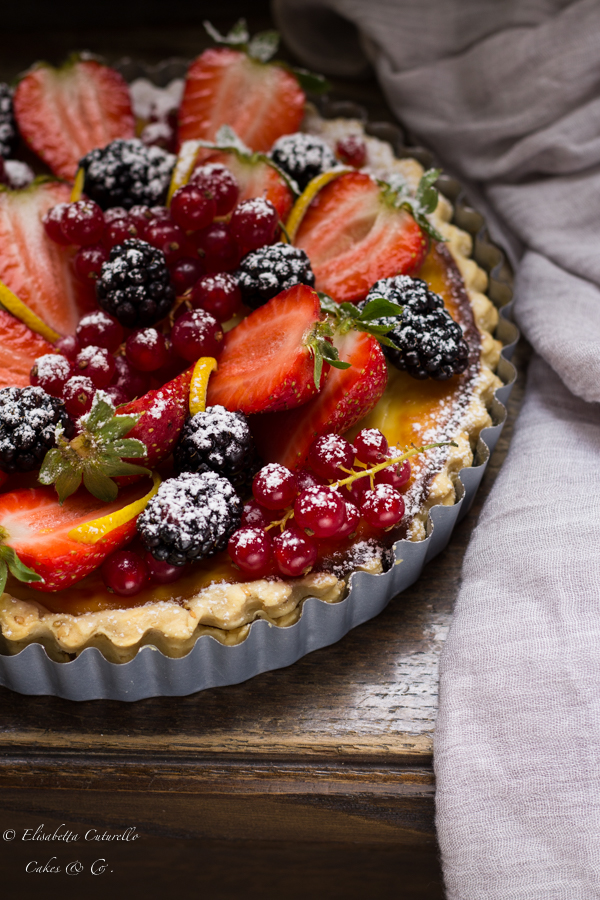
[0,23,508,676]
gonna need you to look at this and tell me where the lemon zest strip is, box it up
[0,280,61,343]
[167,140,203,205]
[70,168,85,202]
[285,167,352,243]
[189,356,218,416]
[68,472,161,545]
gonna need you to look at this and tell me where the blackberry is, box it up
[0,84,17,159]
[80,138,175,210]
[363,276,470,380]
[269,133,337,192]
[236,243,315,310]
[174,406,260,492]
[138,471,242,566]
[96,239,175,328]
[0,386,74,474]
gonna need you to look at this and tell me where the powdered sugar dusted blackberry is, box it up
[96,238,175,328]
[236,243,315,310]
[80,138,175,210]
[138,471,242,566]
[0,386,74,474]
[269,132,338,191]
[174,406,259,491]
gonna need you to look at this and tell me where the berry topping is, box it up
[144,220,189,266]
[270,132,337,192]
[61,200,105,246]
[190,273,242,321]
[80,138,175,210]
[252,462,298,510]
[43,203,70,245]
[102,550,148,596]
[55,334,80,361]
[294,485,347,538]
[138,471,242,566]
[192,222,240,273]
[228,527,272,578]
[111,355,149,402]
[0,385,74,473]
[62,375,96,417]
[170,308,223,362]
[125,328,168,373]
[362,276,469,380]
[353,428,389,464]
[229,198,279,255]
[104,213,139,249]
[145,551,185,585]
[335,134,367,168]
[307,433,354,480]
[241,498,272,529]
[170,183,216,232]
[75,345,115,389]
[359,483,405,528]
[96,238,176,328]
[30,353,72,397]
[0,83,17,159]
[236,243,315,310]
[190,163,239,217]
[74,244,109,283]
[170,257,206,295]
[76,310,123,353]
[272,524,317,577]
[174,405,258,491]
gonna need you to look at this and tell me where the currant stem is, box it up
[331,441,457,490]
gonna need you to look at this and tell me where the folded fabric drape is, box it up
[273,1,600,895]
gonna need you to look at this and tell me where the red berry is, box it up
[126,328,168,372]
[253,463,298,510]
[104,384,129,407]
[145,552,185,585]
[62,375,96,417]
[103,207,129,224]
[170,256,206,295]
[104,214,139,249]
[345,474,370,505]
[295,468,325,492]
[170,308,223,362]
[111,355,149,401]
[294,486,346,538]
[336,134,367,168]
[354,428,389,465]
[170,183,217,232]
[336,500,360,538]
[272,524,317,577]
[192,222,240,272]
[308,433,354,480]
[61,200,105,246]
[145,220,190,265]
[75,345,116,388]
[128,205,153,237]
[30,353,72,396]
[360,484,405,528]
[229,198,278,254]
[76,310,123,353]
[375,459,411,490]
[54,334,80,361]
[151,338,187,384]
[74,243,109,283]
[148,205,171,222]
[191,163,239,216]
[43,203,70,245]
[102,550,148,596]
[228,527,273,578]
[241,498,272,529]
[190,273,242,322]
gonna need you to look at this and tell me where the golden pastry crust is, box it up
[0,117,504,663]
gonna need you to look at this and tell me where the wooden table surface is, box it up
[0,14,530,899]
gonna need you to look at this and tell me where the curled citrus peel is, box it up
[70,167,85,202]
[0,280,61,343]
[285,167,352,242]
[167,140,203,205]
[67,471,161,545]
[189,356,218,415]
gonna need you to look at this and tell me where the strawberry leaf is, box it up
[288,67,330,94]
[204,18,249,47]
[83,468,118,503]
[358,298,404,320]
[383,169,447,242]
[0,545,44,589]
[54,468,83,505]
[248,31,280,63]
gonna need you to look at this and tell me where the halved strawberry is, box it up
[250,330,387,469]
[121,366,194,468]
[178,48,305,152]
[202,149,294,220]
[0,309,54,389]
[207,284,326,414]
[0,482,149,592]
[13,58,135,181]
[293,171,427,302]
[0,181,92,336]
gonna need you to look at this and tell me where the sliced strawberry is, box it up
[203,149,294,220]
[0,181,93,336]
[206,284,325,415]
[250,330,387,469]
[13,59,135,181]
[178,48,305,152]
[294,171,427,303]
[0,482,148,592]
[120,367,194,468]
[0,309,55,389]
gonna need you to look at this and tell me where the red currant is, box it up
[308,433,354,480]
[75,345,116,389]
[76,310,123,353]
[375,459,411,490]
[191,163,239,216]
[43,203,70,245]
[111,355,149,401]
[272,524,317,577]
[360,484,405,528]
[353,428,389,465]
[344,473,370,505]
[190,273,242,322]
[295,468,325,492]
[170,184,216,232]
[170,308,223,362]
[102,550,148,596]
[253,463,298,510]
[104,214,139,249]
[61,200,105,246]
[241,498,272,529]
[229,198,279,254]
[336,134,367,168]
[128,205,153,237]
[74,243,109,283]
[54,334,80,361]
[192,223,240,272]
[145,551,185,585]
[104,384,129,407]
[30,353,72,396]
[103,207,128,224]
[169,257,205,295]
[228,527,273,578]
[294,486,346,538]
[62,375,96,417]
[336,500,360,538]
[145,220,190,265]
[126,328,168,372]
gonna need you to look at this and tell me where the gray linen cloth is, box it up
[273,0,600,895]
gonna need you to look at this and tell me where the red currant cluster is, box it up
[101,548,187,597]
[228,429,411,579]
[335,134,367,169]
